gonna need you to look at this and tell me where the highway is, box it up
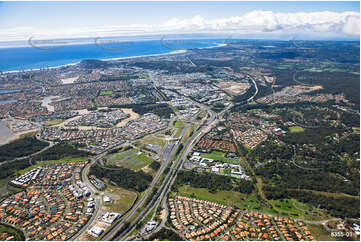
[101,135,179,240]
[78,83,229,241]
[117,115,204,240]
[130,102,233,241]
[74,119,174,240]
[119,101,229,240]
[110,99,213,240]
[75,134,158,240]
[100,117,180,241]
[100,77,199,240]
[247,74,259,103]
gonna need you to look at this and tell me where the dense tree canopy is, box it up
[89,165,152,192]
[0,136,48,162]
[263,185,359,218]
[173,170,254,194]
[32,144,89,161]
[111,103,174,119]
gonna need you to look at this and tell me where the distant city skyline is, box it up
[0,1,360,42]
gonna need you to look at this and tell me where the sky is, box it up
[0,1,360,42]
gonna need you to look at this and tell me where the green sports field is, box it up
[107,148,153,171]
[289,126,305,133]
[200,151,240,164]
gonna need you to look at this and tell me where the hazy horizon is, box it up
[0,1,359,43]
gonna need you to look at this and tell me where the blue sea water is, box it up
[0,89,21,94]
[0,39,222,72]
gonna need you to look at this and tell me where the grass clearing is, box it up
[119,155,150,171]
[107,148,153,171]
[176,185,329,220]
[136,154,153,163]
[306,223,335,241]
[270,199,304,218]
[289,126,305,133]
[44,119,64,126]
[135,136,166,147]
[277,64,292,69]
[238,195,271,211]
[143,206,156,225]
[174,128,182,139]
[174,120,183,128]
[268,198,330,220]
[180,124,194,144]
[176,186,329,220]
[177,185,248,207]
[170,105,179,113]
[247,109,262,113]
[100,90,114,95]
[272,199,298,212]
[200,151,240,164]
[108,149,138,162]
[102,184,137,214]
[129,228,140,238]
[176,186,278,215]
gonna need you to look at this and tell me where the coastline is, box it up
[2,43,225,74]
[99,49,187,62]
[0,128,39,145]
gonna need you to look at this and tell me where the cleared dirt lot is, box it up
[216,81,250,95]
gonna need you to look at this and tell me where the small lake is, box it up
[0,100,17,104]
[0,89,22,94]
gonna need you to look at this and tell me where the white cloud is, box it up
[342,15,360,36]
[158,11,360,37]
[0,10,359,42]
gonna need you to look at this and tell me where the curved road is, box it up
[122,102,231,240]
[0,132,55,166]
[120,112,211,240]
[110,100,219,240]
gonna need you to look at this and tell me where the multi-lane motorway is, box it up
[77,85,231,241]
[75,116,175,240]
[116,101,229,241]
[116,110,208,240]
[102,110,197,240]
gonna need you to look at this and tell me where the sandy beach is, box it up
[0,128,39,145]
[2,41,224,74]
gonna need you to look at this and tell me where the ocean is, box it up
[0,39,223,72]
